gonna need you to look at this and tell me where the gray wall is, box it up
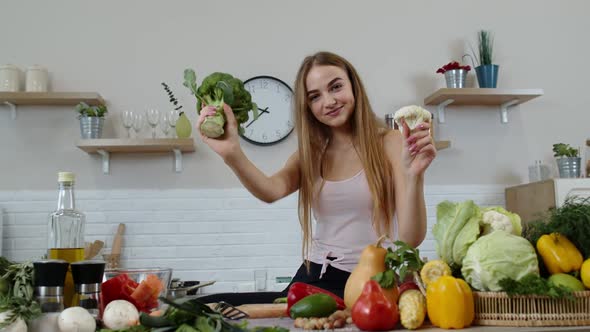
[1,0,589,190]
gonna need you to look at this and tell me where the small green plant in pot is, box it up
[76,102,108,139]
[464,30,498,88]
[552,143,581,178]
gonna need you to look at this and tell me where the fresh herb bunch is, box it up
[477,30,494,65]
[75,102,108,117]
[552,143,579,158]
[0,261,41,328]
[161,82,184,111]
[523,196,590,259]
[372,240,425,289]
[499,274,575,300]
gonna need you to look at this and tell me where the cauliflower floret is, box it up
[481,210,513,235]
[393,105,431,134]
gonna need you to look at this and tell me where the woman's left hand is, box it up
[401,120,437,177]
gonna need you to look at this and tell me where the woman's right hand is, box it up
[197,103,243,163]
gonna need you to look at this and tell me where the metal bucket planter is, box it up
[79,116,104,139]
[556,157,581,178]
[444,69,468,88]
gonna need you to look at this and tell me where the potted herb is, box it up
[552,143,581,178]
[436,61,471,88]
[463,30,498,88]
[76,102,108,139]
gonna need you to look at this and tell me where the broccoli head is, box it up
[183,69,258,138]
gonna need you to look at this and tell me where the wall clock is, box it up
[241,75,294,145]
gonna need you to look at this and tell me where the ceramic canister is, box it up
[0,64,20,92]
[26,65,49,92]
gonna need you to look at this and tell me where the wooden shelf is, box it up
[0,92,105,106]
[0,92,105,119]
[424,88,543,124]
[587,139,590,147]
[424,88,543,106]
[435,140,451,150]
[76,138,195,174]
[76,138,195,153]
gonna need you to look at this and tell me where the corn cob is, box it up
[420,259,451,287]
[398,289,426,330]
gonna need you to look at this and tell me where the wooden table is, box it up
[248,318,589,331]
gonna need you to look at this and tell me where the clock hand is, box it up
[246,107,269,128]
[258,107,270,114]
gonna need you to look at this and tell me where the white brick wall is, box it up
[0,185,505,293]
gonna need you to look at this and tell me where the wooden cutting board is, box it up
[236,303,288,318]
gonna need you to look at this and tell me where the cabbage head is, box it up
[433,200,481,269]
[461,231,539,291]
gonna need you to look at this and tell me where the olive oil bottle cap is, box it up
[58,172,75,183]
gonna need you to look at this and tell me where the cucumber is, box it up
[289,293,337,318]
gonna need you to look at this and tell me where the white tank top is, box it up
[309,169,397,276]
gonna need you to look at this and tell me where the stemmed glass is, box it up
[169,110,180,138]
[121,110,134,138]
[132,113,144,138]
[146,108,160,139]
[161,112,171,138]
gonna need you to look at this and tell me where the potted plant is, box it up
[464,30,498,88]
[436,61,471,88]
[552,143,581,178]
[76,102,108,139]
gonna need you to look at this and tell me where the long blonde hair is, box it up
[294,51,395,264]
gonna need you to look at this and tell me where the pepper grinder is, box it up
[71,260,105,318]
[33,259,69,312]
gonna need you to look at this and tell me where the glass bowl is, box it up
[101,267,172,312]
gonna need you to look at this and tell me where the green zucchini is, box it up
[289,293,337,318]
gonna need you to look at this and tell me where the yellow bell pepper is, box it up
[536,233,583,275]
[426,276,474,329]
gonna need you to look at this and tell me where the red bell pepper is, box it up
[286,282,346,314]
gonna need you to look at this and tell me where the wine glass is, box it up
[121,110,134,138]
[169,109,180,138]
[132,113,144,138]
[161,112,171,138]
[146,108,160,139]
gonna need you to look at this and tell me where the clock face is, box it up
[241,76,294,145]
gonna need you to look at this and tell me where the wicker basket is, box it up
[473,291,590,327]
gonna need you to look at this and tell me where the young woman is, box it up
[196,51,435,304]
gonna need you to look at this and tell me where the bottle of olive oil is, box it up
[48,172,85,307]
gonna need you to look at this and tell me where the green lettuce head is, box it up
[461,231,539,291]
[433,200,481,269]
[480,207,522,236]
